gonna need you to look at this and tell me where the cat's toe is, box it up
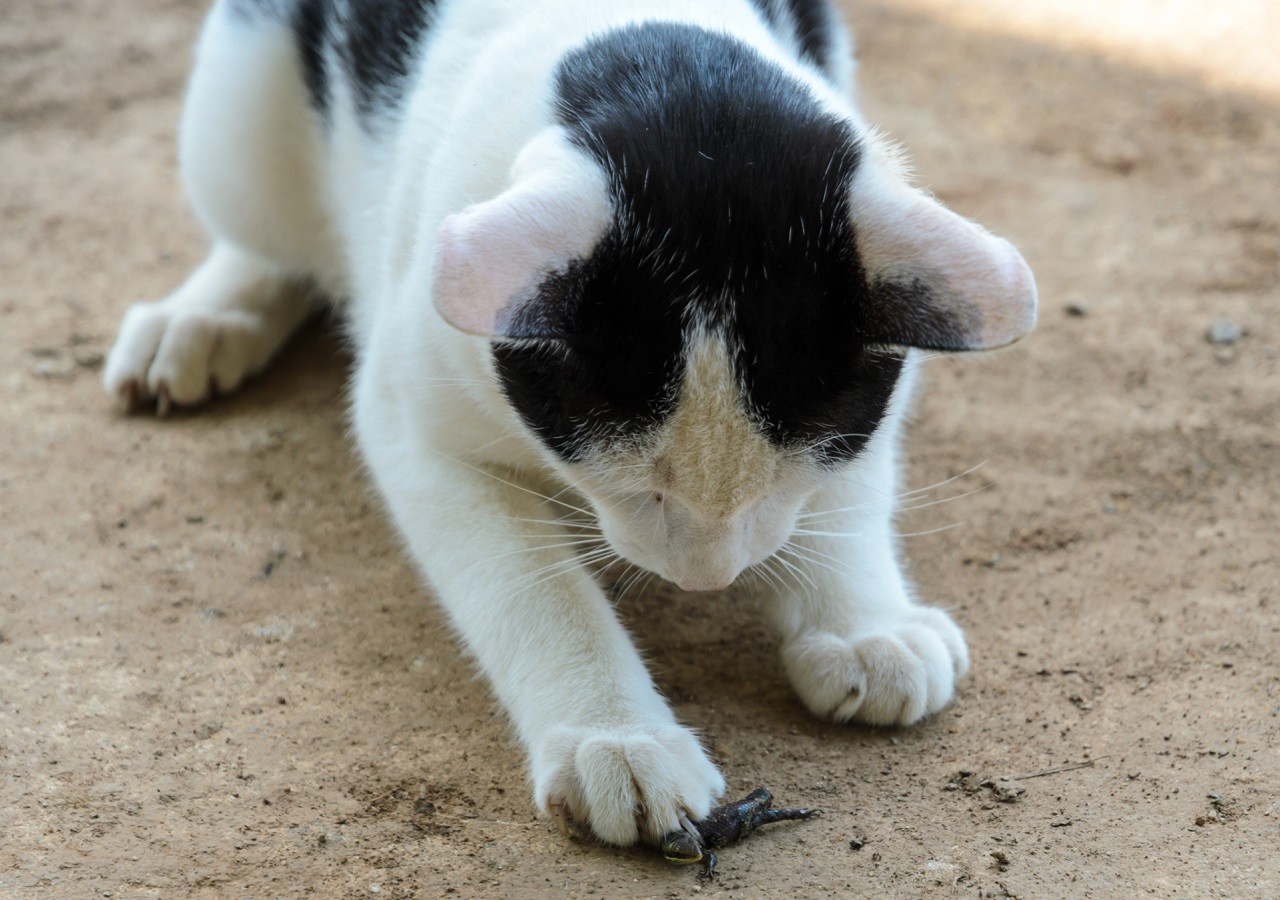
[105,301,273,413]
[533,723,724,846]
[104,302,169,409]
[782,606,968,726]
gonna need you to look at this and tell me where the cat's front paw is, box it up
[782,606,969,726]
[532,723,725,846]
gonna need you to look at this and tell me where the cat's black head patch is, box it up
[494,23,904,465]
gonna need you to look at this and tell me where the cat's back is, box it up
[220,0,848,140]
[204,0,855,357]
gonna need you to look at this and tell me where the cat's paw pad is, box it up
[532,723,725,846]
[782,606,968,726]
[104,301,272,413]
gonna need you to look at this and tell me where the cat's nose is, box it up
[665,514,746,592]
[674,576,733,592]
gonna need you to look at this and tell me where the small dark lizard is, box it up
[661,787,821,877]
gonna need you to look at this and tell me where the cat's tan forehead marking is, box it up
[661,336,778,517]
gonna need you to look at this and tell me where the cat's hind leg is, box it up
[104,244,321,413]
[105,1,335,413]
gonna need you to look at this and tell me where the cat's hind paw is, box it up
[104,301,277,413]
[532,723,725,846]
[782,606,968,726]
[104,247,315,415]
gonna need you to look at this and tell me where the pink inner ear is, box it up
[970,234,1038,348]
[433,209,556,337]
[432,215,510,336]
[855,173,1039,350]
[430,132,613,339]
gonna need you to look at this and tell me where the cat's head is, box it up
[430,25,1035,590]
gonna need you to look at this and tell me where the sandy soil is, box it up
[2,1,1277,896]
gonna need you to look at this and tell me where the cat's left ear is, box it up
[850,158,1038,351]
[431,129,611,339]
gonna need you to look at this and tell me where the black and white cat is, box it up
[104,0,1036,846]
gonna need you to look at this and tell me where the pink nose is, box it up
[675,578,733,592]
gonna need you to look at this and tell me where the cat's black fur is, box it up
[747,0,841,77]
[334,0,438,119]
[232,0,439,122]
[496,23,904,466]
[243,2,906,465]
[289,0,332,115]
[248,0,839,127]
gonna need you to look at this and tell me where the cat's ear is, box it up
[850,158,1037,351]
[431,130,611,339]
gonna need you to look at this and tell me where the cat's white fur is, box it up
[104,0,1035,845]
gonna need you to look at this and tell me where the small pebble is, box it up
[73,348,104,369]
[1206,318,1242,345]
[1063,303,1090,318]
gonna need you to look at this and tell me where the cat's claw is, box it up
[548,798,572,837]
[114,378,140,414]
[533,723,724,846]
[155,384,173,418]
[782,605,968,726]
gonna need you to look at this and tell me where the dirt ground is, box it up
[2,0,1277,896]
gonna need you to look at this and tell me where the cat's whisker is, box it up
[897,521,967,538]
[746,559,782,593]
[496,516,603,532]
[760,560,787,594]
[778,548,851,586]
[790,529,865,540]
[396,501,604,536]
[779,542,860,582]
[783,431,873,459]
[897,460,987,500]
[610,565,638,600]
[796,478,990,525]
[589,461,656,475]
[424,448,598,520]
[640,569,661,598]
[484,536,611,565]
[825,460,982,511]
[789,541,857,570]
[770,551,816,594]
[508,546,621,597]
[613,562,657,603]
[772,557,798,592]
[407,376,493,387]
[796,501,880,522]
[895,483,991,514]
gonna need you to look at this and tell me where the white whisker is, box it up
[897,521,967,538]
[897,460,987,499]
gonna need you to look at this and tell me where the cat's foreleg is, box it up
[367,450,724,845]
[762,448,969,726]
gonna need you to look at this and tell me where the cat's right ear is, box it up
[431,130,612,339]
[849,142,1038,352]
